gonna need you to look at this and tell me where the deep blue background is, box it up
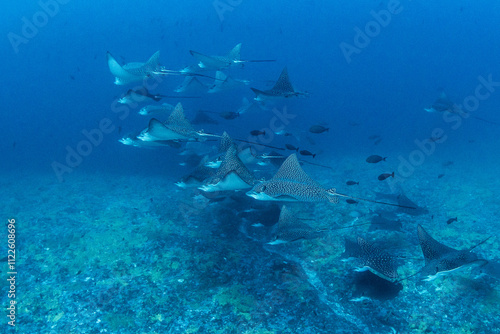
[2,0,500,180]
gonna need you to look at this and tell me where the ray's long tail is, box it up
[327,188,416,210]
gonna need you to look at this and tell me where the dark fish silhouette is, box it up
[250,130,266,136]
[366,155,386,163]
[417,225,489,281]
[438,174,445,179]
[309,125,329,134]
[368,135,380,140]
[378,172,394,181]
[219,111,239,120]
[373,138,382,146]
[346,181,359,186]
[299,150,316,158]
[346,199,358,204]
[446,217,458,225]
[285,144,299,152]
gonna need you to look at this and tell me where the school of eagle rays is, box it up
[107,44,495,289]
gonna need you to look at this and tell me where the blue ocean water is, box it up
[1,0,500,333]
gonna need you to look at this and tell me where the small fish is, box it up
[285,144,299,151]
[346,181,359,186]
[366,155,386,163]
[299,150,316,158]
[377,172,394,181]
[442,160,454,167]
[346,199,358,204]
[219,111,239,120]
[429,136,444,142]
[275,129,293,136]
[368,135,380,140]
[373,138,382,146]
[438,174,445,179]
[118,126,122,134]
[250,130,266,136]
[309,125,329,134]
[447,217,458,225]
[69,75,75,80]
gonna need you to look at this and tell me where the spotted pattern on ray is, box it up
[272,154,320,186]
[417,225,456,265]
[252,180,332,202]
[271,205,324,243]
[219,131,235,153]
[249,154,335,202]
[227,43,242,61]
[123,51,161,76]
[356,237,399,281]
[269,67,295,94]
[166,103,195,133]
[209,146,255,186]
[417,225,487,279]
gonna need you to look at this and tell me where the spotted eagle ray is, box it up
[417,225,490,281]
[175,156,214,189]
[190,110,218,126]
[425,91,499,125]
[198,146,256,192]
[139,103,175,116]
[107,51,160,85]
[118,88,163,105]
[246,154,415,209]
[251,67,309,102]
[119,135,181,149]
[119,87,200,106]
[174,76,209,93]
[352,237,400,282]
[268,205,327,245]
[190,43,275,70]
[205,132,259,169]
[208,71,250,93]
[137,103,205,142]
